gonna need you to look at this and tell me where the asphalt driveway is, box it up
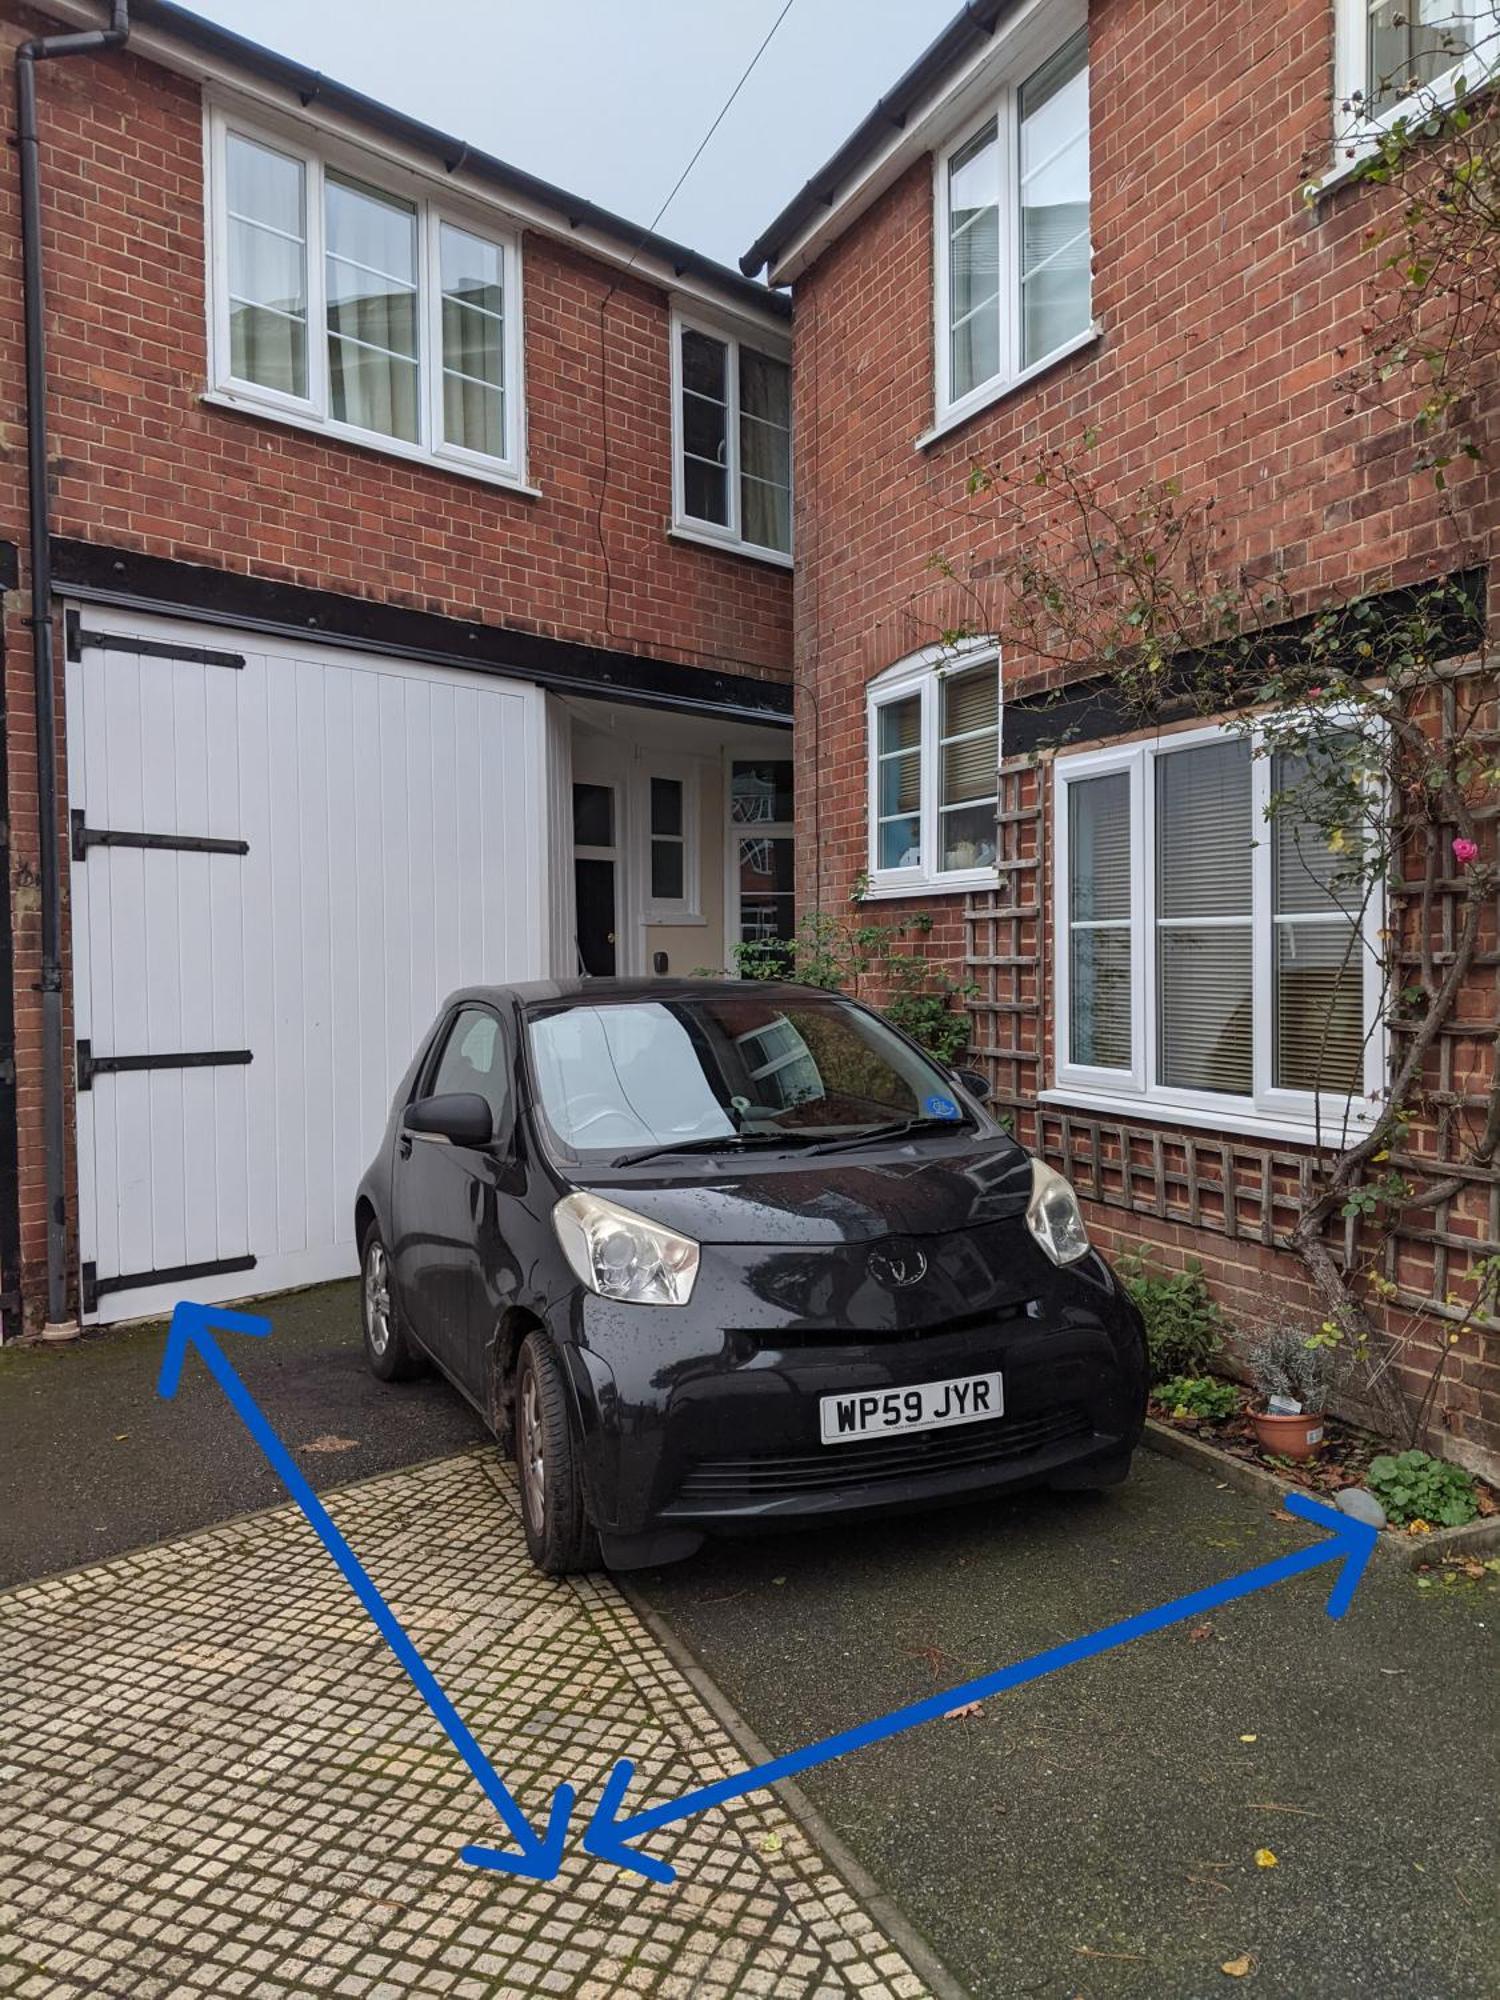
[2,1280,1495,1998]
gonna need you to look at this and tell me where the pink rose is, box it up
[1452,837,1479,866]
[1307,686,1324,698]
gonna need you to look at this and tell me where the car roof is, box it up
[443,977,842,1013]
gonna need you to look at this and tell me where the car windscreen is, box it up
[524,994,970,1161]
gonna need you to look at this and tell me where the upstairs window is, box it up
[936,25,1091,426]
[866,649,1000,893]
[1334,0,1500,144]
[1053,724,1383,1138]
[208,107,526,485]
[672,311,792,562]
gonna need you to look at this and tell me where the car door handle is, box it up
[398,1133,413,1160]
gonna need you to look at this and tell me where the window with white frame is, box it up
[1334,1,1500,146]
[672,312,792,560]
[1053,724,1384,1136]
[208,107,526,482]
[936,23,1091,426]
[866,649,1000,892]
[641,764,700,922]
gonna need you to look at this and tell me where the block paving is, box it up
[0,1449,934,1999]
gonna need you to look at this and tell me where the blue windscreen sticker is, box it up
[925,1094,961,1120]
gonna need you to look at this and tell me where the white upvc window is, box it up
[1333,0,1500,153]
[933,17,1092,430]
[640,758,702,923]
[1050,723,1387,1143]
[865,645,1000,895]
[670,307,792,564]
[205,104,527,486]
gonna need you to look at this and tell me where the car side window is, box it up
[426,1007,509,1134]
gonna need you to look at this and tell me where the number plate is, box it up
[819,1371,1004,1446]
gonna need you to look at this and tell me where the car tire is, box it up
[514,1330,601,1576]
[360,1224,426,1382]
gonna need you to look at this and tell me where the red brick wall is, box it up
[788,0,1499,1470]
[0,6,792,1318]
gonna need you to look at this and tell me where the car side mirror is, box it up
[951,1067,992,1104]
[404,1091,493,1148]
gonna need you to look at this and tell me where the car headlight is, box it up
[553,1191,700,1306]
[1025,1159,1091,1267]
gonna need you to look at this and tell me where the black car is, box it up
[355,978,1148,1575]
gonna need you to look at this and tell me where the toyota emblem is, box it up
[868,1244,928,1289]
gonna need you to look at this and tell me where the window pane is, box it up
[225,135,307,398]
[1272,748,1364,917]
[681,328,727,399]
[651,777,684,837]
[940,666,999,806]
[949,120,1001,400]
[683,390,727,462]
[1068,772,1130,922]
[572,782,612,847]
[879,695,920,756]
[440,223,506,458]
[1275,919,1364,1095]
[1367,0,1486,107]
[1158,926,1253,1094]
[429,1007,507,1131]
[651,839,685,901]
[738,835,795,944]
[1071,926,1132,1069]
[325,173,419,441]
[1020,32,1091,368]
[731,760,794,825]
[681,327,730,527]
[879,816,921,869]
[738,348,792,554]
[684,458,728,525]
[1156,738,1251,917]
[939,800,997,871]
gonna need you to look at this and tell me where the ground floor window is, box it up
[728,756,795,959]
[1052,720,1384,1136]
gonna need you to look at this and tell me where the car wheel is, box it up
[360,1225,425,1382]
[514,1330,600,1576]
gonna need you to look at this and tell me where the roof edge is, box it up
[740,0,1012,281]
[120,0,788,321]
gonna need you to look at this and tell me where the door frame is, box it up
[570,733,642,975]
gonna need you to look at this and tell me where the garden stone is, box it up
[1335,1487,1387,1529]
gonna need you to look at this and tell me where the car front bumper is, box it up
[554,1239,1148,1568]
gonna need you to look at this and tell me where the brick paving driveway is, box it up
[0,1451,937,2000]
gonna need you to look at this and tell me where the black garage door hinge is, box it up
[71,810,249,862]
[81,1255,258,1315]
[76,1041,253,1092]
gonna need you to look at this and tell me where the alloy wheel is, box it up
[364,1241,392,1357]
[520,1365,546,1532]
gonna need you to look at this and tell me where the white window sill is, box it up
[201,389,542,497]
[1037,1086,1377,1153]
[917,325,1102,451]
[668,523,793,571]
[860,870,999,901]
[1309,69,1500,204]
[645,911,706,927]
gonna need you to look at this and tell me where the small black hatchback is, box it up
[355,979,1148,1575]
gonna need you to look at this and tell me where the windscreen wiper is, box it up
[803,1116,972,1157]
[612,1130,822,1168]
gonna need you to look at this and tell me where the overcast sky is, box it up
[183,0,957,274]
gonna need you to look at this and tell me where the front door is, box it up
[391,1004,509,1398]
[572,780,618,975]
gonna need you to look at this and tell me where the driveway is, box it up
[2,1281,1495,1998]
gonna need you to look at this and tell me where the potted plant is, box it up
[1245,1326,1334,1461]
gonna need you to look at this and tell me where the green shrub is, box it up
[1366,1449,1479,1528]
[1119,1251,1225,1384]
[1157,1375,1239,1422]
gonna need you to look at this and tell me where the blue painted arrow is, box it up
[157,1300,576,1880]
[544,1487,1378,1886]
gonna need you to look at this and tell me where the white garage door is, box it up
[65,607,547,1324]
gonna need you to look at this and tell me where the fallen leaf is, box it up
[1189,1623,1214,1643]
[1407,1518,1433,1535]
[1254,1848,1278,1869]
[759,1832,783,1855]
[945,1700,983,1720]
[1221,1955,1255,1978]
[1239,1733,1258,1743]
[1270,1509,1296,1523]
[113,1432,129,1441]
[301,1434,360,1454]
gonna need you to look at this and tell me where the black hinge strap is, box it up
[71,811,249,862]
[76,1042,253,1091]
[66,611,244,669]
[82,1254,257,1313]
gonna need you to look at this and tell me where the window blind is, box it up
[1272,750,1365,1094]
[1156,739,1252,1095]
[939,666,1000,871]
[1068,770,1131,1069]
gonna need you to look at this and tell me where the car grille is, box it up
[676,1402,1093,1502]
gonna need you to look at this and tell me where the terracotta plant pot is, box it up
[1250,1407,1326,1461]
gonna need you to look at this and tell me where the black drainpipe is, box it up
[17,1,131,1327]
